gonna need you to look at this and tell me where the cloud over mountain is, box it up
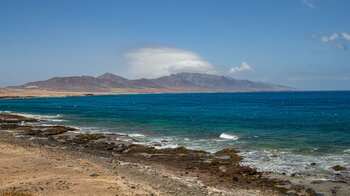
[124,46,216,78]
[229,62,252,74]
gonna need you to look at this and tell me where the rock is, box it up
[174,146,189,153]
[70,134,106,144]
[311,181,324,184]
[214,148,242,162]
[26,126,78,137]
[225,166,257,176]
[332,165,346,171]
[306,188,322,196]
[106,147,114,150]
[90,173,100,177]
[0,112,39,123]
[310,162,317,166]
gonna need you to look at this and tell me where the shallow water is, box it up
[1,91,349,180]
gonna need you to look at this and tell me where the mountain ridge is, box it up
[9,72,295,92]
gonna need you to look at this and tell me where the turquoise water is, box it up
[1,91,350,179]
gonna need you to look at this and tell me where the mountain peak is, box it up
[97,72,127,81]
[13,72,295,92]
[98,72,116,78]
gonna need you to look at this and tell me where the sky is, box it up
[1,0,350,90]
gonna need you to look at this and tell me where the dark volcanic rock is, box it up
[26,126,78,137]
[1,113,311,195]
[332,165,346,171]
[0,112,39,123]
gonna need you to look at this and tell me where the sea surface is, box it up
[1,91,350,180]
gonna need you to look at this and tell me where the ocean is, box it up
[1,91,349,180]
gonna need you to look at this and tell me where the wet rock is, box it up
[332,165,346,171]
[291,185,304,192]
[124,144,156,154]
[0,112,39,123]
[225,166,257,176]
[174,146,189,153]
[70,134,106,144]
[214,148,242,162]
[0,123,19,130]
[311,181,324,184]
[306,188,323,196]
[310,162,317,166]
[1,112,317,196]
[27,126,78,136]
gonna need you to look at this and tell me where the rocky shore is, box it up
[0,112,349,195]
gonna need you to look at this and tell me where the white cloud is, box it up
[124,45,216,78]
[310,33,316,39]
[320,32,339,42]
[336,44,346,50]
[301,0,317,8]
[342,31,350,40]
[229,62,252,74]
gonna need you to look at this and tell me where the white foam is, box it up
[344,149,350,153]
[70,126,82,130]
[239,149,350,180]
[155,144,179,149]
[7,111,65,122]
[128,133,145,138]
[219,133,239,140]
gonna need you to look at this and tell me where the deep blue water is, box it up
[1,91,350,178]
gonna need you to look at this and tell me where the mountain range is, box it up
[10,72,294,93]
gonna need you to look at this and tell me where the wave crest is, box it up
[220,133,239,140]
[128,133,145,138]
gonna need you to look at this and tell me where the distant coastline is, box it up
[0,88,301,100]
[0,72,297,99]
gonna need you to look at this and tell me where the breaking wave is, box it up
[219,133,239,140]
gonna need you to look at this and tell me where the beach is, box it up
[0,112,278,196]
[1,112,349,195]
[1,0,349,194]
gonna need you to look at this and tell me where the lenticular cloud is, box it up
[124,46,216,78]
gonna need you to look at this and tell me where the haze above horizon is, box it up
[1,0,349,90]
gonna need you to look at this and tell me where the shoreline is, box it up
[1,112,349,195]
[0,87,304,100]
[2,88,350,101]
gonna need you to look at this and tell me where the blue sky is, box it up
[1,0,349,90]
